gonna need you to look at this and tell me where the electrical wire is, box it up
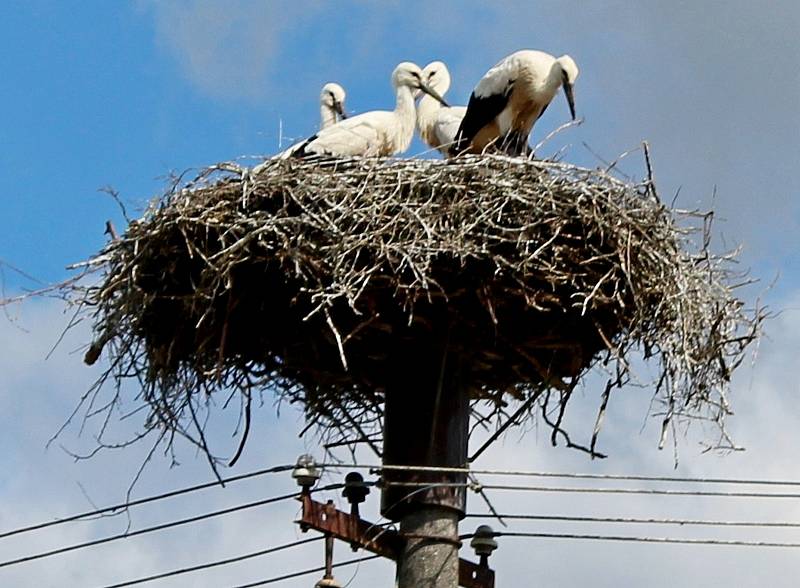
[479,483,800,499]
[0,485,342,570]
[470,470,800,487]
[326,463,800,488]
[475,470,800,488]
[0,464,295,540]
[98,537,324,588]
[0,491,296,569]
[232,555,381,587]
[473,531,800,549]
[9,458,800,578]
[465,512,800,529]
[380,480,800,499]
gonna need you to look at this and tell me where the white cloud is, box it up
[468,295,800,588]
[2,288,800,586]
[138,0,324,101]
[396,1,800,258]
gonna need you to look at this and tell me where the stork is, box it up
[416,61,466,156]
[288,62,447,158]
[450,50,579,157]
[319,82,347,130]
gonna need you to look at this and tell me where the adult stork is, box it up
[416,61,466,156]
[450,50,579,157]
[320,82,347,129]
[288,62,447,158]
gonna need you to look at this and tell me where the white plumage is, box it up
[451,50,579,156]
[319,82,347,130]
[416,61,466,156]
[288,62,447,158]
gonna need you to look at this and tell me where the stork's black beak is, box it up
[334,100,347,120]
[418,81,450,108]
[563,81,576,120]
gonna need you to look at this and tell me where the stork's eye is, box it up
[429,71,436,78]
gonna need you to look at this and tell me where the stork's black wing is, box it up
[290,133,318,158]
[449,85,512,156]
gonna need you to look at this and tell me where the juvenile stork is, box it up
[450,50,579,157]
[320,82,347,129]
[289,62,447,158]
[416,61,466,156]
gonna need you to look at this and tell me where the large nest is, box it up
[67,154,762,462]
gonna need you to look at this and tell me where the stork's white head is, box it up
[320,82,347,119]
[392,62,449,106]
[557,55,579,85]
[421,61,452,96]
[556,55,579,120]
[391,62,425,89]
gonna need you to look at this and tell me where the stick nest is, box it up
[72,155,763,460]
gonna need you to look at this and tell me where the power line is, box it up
[466,513,800,529]
[232,555,381,587]
[480,531,800,549]
[329,463,800,488]
[479,484,800,499]
[478,471,800,488]
[0,490,297,568]
[380,480,800,499]
[0,486,343,569]
[98,536,324,588]
[0,464,295,540]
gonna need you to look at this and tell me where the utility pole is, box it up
[293,458,495,588]
[381,329,469,588]
[395,507,461,587]
[294,318,483,587]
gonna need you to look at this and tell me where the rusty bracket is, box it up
[298,494,495,588]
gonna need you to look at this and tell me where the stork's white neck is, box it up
[542,63,564,97]
[416,92,442,145]
[320,103,336,130]
[393,85,418,153]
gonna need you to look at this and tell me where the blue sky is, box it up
[1,1,799,586]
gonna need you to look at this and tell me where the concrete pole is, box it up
[381,320,468,588]
[397,507,460,588]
